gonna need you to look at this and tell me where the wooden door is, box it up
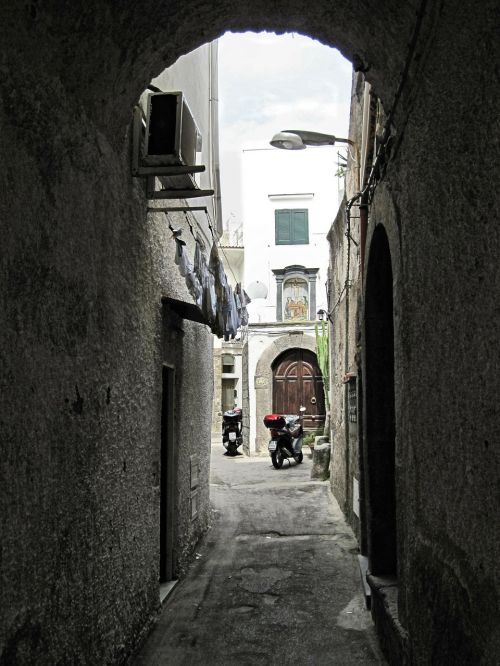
[272,349,325,430]
[160,365,176,583]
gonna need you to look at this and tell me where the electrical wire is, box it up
[162,206,241,291]
[329,0,430,326]
[346,0,429,212]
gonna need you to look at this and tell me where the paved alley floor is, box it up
[133,444,385,665]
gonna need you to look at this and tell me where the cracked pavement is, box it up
[132,443,386,665]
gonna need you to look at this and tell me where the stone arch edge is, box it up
[361,187,409,638]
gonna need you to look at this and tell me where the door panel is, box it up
[272,349,325,430]
[222,378,236,413]
[160,365,176,583]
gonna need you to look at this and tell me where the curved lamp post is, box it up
[270,129,354,150]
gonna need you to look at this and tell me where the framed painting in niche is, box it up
[283,278,308,321]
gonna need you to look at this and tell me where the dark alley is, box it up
[133,444,384,665]
[1,1,499,664]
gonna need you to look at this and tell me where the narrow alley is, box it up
[2,2,499,664]
[133,445,385,665]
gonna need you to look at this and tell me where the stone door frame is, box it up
[254,332,317,453]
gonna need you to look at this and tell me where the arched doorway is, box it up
[363,225,397,576]
[272,348,325,430]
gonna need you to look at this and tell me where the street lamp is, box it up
[317,309,333,323]
[270,129,354,150]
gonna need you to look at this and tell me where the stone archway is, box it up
[254,332,317,452]
[1,2,428,149]
[2,3,499,665]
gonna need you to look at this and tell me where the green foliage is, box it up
[315,319,330,409]
[303,429,322,446]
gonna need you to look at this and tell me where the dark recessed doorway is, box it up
[364,225,397,576]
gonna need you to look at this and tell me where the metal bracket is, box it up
[147,206,208,213]
[132,106,214,200]
[147,187,215,200]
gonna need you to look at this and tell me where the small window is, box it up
[275,209,309,245]
[222,354,235,373]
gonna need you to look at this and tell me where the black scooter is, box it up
[222,408,243,456]
[263,406,306,469]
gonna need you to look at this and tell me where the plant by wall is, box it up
[315,319,330,409]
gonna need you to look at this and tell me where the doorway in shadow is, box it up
[364,225,397,576]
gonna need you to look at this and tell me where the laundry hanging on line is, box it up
[171,231,250,339]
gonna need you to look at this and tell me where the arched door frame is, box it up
[253,333,317,453]
[271,347,326,429]
[361,205,403,609]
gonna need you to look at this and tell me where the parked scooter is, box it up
[263,406,306,469]
[222,407,243,456]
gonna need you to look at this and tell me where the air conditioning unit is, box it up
[142,91,202,167]
[131,91,214,199]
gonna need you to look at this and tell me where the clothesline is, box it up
[165,207,241,291]
[162,211,251,340]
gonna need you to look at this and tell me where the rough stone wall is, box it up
[211,346,223,435]
[328,201,363,538]
[367,3,500,660]
[328,202,350,507]
[0,14,215,666]
[170,321,213,575]
[0,106,159,664]
[0,0,499,664]
[328,74,364,536]
[0,130,215,664]
[327,2,500,663]
[241,340,251,456]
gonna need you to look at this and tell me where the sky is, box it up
[218,31,353,228]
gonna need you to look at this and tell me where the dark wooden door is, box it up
[160,365,176,583]
[272,348,325,430]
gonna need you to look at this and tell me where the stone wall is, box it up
[328,3,500,660]
[327,73,366,546]
[0,8,215,663]
[167,319,213,575]
[211,346,223,434]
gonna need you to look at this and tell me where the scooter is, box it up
[222,407,243,456]
[263,406,306,469]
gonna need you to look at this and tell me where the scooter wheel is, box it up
[271,450,283,469]
[227,443,238,456]
[294,452,303,464]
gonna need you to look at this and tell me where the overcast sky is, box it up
[218,32,353,227]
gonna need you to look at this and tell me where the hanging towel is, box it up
[174,237,190,277]
[235,283,251,327]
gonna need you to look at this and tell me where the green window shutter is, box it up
[275,210,291,244]
[275,209,309,244]
[291,210,308,244]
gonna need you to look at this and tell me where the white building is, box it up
[241,144,341,454]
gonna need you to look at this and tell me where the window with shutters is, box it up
[275,209,309,245]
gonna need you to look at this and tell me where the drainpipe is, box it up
[359,196,369,285]
[343,202,353,516]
